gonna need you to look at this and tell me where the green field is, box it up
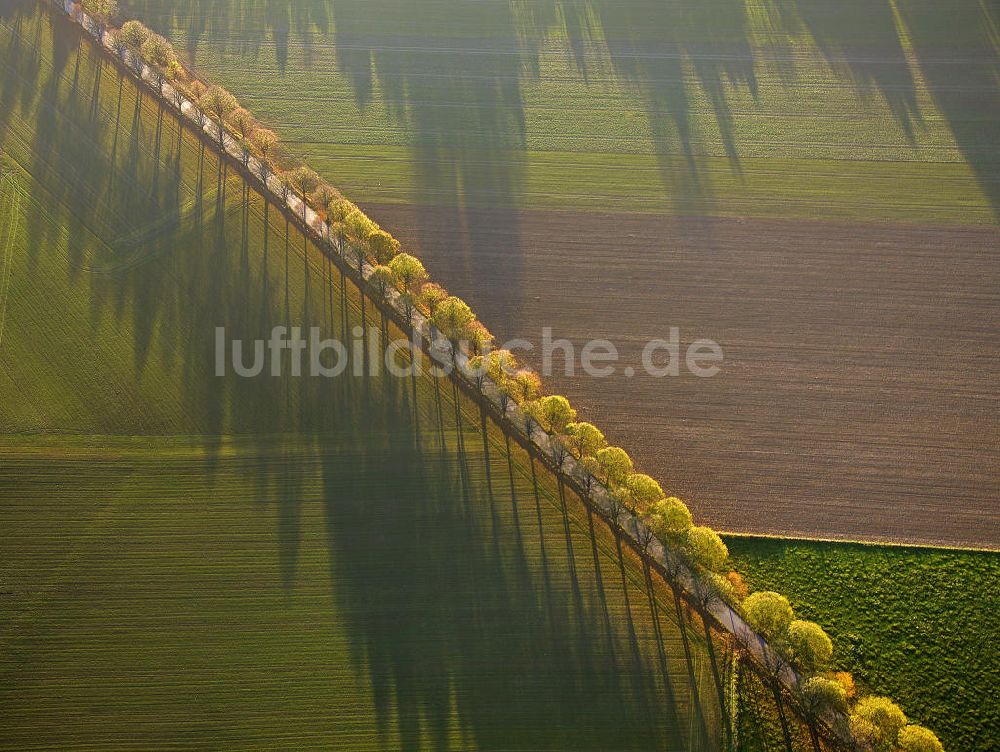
[120,0,999,224]
[0,6,734,748]
[728,538,1000,751]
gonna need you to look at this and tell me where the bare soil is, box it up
[366,202,1000,549]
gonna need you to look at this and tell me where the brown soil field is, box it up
[366,203,1000,549]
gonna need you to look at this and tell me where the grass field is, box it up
[728,537,1000,750]
[119,0,1000,548]
[0,6,735,748]
[123,0,999,224]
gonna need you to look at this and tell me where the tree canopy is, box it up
[851,696,908,750]
[647,496,692,539]
[82,0,119,23]
[511,370,542,404]
[785,619,833,673]
[799,676,848,718]
[119,20,149,50]
[288,166,322,197]
[140,34,174,67]
[563,422,606,459]
[594,446,633,486]
[418,283,449,315]
[535,395,576,435]
[742,591,795,640]
[199,86,239,142]
[369,265,395,296]
[898,725,944,752]
[368,229,400,264]
[623,473,664,510]
[684,526,729,572]
[388,253,427,289]
[432,297,476,342]
[464,321,494,355]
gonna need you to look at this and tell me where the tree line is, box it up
[71,3,945,750]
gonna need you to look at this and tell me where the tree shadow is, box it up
[1,7,877,747]
[122,0,330,73]
[894,0,1000,220]
[329,0,530,331]
[310,355,715,750]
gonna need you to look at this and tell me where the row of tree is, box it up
[77,5,944,750]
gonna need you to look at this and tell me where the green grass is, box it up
[0,7,730,748]
[120,0,1000,224]
[728,537,1000,751]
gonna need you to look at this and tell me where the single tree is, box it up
[398,291,417,322]
[594,446,633,486]
[417,283,449,316]
[485,349,518,382]
[606,485,633,534]
[326,198,357,224]
[141,34,175,67]
[369,265,395,297]
[495,375,520,414]
[120,19,150,56]
[432,296,476,345]
[785,620,833,674]
[684,526,729,572]
[227,107,257,166]
[647,496,692,540]
[465,355,488,389]
[165,60,184,82]
[797,676,848,752]
[345,210,377,269]
[800,675,848,714]
[691,570,735,612]
[623,473,664,512]
[186,80,209,127]
[535,395,576,435]
[579,456,601,491]
[329,221,349,255]
[165,61,186,104]
[107,29,127,59]
[851,697,907,752]
[464,321,494,356]
[249,128,278,180]
[897,726,943,752]
[388,253,427,291]
[82,0,118,39]
[277,171,294,204]
[563,421,606,459]
[288,166,321,220]
[313,184,339,217]
[511,370,542,404]
[742,591,795,641]
[726,570,749,602]
[849,715,880,750]
[367,229,400,264]
[199,85,238,146]
[521,399,544,436]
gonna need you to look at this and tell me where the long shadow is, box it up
[312,361,697,750]
[2,6,736,748]
[763,0,922,141]
[329,0,529,331]
[570,0,757,215]
[121,0,330,73]
[895,0,1000,220]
